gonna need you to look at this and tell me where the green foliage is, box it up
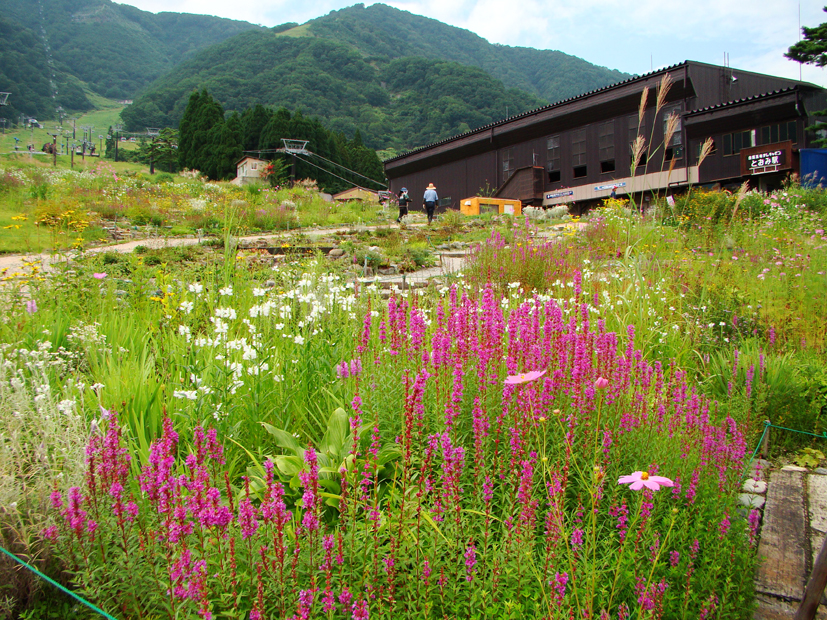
[306,3,629,103]
[794,447,825,468]
[0,15,92,121]
[119,4,625,152]
[1,0,261,100]
[786,7,827,145]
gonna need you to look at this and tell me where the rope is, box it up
[743,420,827,480]
[0,544,118,620]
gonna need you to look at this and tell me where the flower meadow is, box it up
[0,165,826,619]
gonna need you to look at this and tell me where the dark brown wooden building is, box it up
[384,61,827,212]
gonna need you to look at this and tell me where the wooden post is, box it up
[762,421,771,459]
[795,534,827,620]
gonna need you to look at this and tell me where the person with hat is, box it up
[423,183,438,225]
[397,187,411,223]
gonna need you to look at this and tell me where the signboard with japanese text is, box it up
[594,182,627,192]
[740,141,793,176]
[546,190,573,200]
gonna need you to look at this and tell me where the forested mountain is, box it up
[121,3,629,151]
[304,4,628,104]
[120,32,548,151]
[0,15,92,122]
[0,0,261,99]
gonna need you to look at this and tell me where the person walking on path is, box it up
[423,183,438,225]
[397,187,411,223]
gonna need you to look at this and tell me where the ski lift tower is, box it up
[281,139,309,185]
[0,93,9,107]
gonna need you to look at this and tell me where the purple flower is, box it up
[92,272,107,280]
[464,543,477,582]
[352,598,369,620]
[336,361,350,379]
[594,376,609,389]
[25,299,37,314]
[238,497,259,539]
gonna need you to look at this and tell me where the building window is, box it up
[502,148,514,180]
[722,130,756,156]
[662,104,682,146]
[547,136,561,182]
[572,129,586,177]
[438,196,452,208]
[598,122,615,173]
[760,121,797,145]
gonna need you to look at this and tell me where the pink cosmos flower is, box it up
[504,370,546,385]
[618,471,674,491]
[92,272,107,280]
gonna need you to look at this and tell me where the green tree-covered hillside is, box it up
[1,0,261,99]
[0,15,92,122]
[120,32,548,151]
[303,3,628,104]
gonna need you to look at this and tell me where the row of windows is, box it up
[536,109,683,182]
[721,122,797,156]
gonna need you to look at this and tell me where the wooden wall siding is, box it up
[494,166,545,201]
[686,63,807,110]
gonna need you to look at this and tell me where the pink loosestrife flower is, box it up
[618,471,674,491]
[504,369,546,385]
[92,272,107,280]
[25,299,37,314]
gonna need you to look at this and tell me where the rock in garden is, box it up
[782,465,808,472]
[378,266,398,276]
[814,468,827,475]
[328,248,345,258]
[738,493,765,509]
[743,479,768,494]
[265,280,276,288]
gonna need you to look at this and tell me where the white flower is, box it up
[273,374,284,382]
[215,307,237,320]
[253,288,266,297]
[173,390,198,400]
[188,282,204,294]
[180,301,194,314]
[90,382,105,392]
[219,286,233,297]
[293,335,305,345]
[178,324,191,338]
[57,399,75,414]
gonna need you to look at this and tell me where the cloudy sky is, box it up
[117,0,826,86]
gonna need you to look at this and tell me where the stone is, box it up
[739,493,765,509]
[815,468,827,475]
[755,469,807,600]
[378,266,398,276]
[328,248,345,258]
[264,280,276,288]
[782,465,808,472]
[809,475,827,534]
[743,479,768,494]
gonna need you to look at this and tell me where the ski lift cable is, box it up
[242,148,386,189]
[306,151,387,188]
[291,153,387,192]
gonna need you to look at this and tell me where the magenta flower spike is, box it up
[504,369,546,385]
[25,299,37,314]
[618,471,674,491]
[92,272,107,280]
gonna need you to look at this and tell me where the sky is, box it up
[115,0,827,87]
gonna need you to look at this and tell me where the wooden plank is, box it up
[756,470,808,600]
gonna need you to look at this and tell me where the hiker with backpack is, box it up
[397,187,411,223]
